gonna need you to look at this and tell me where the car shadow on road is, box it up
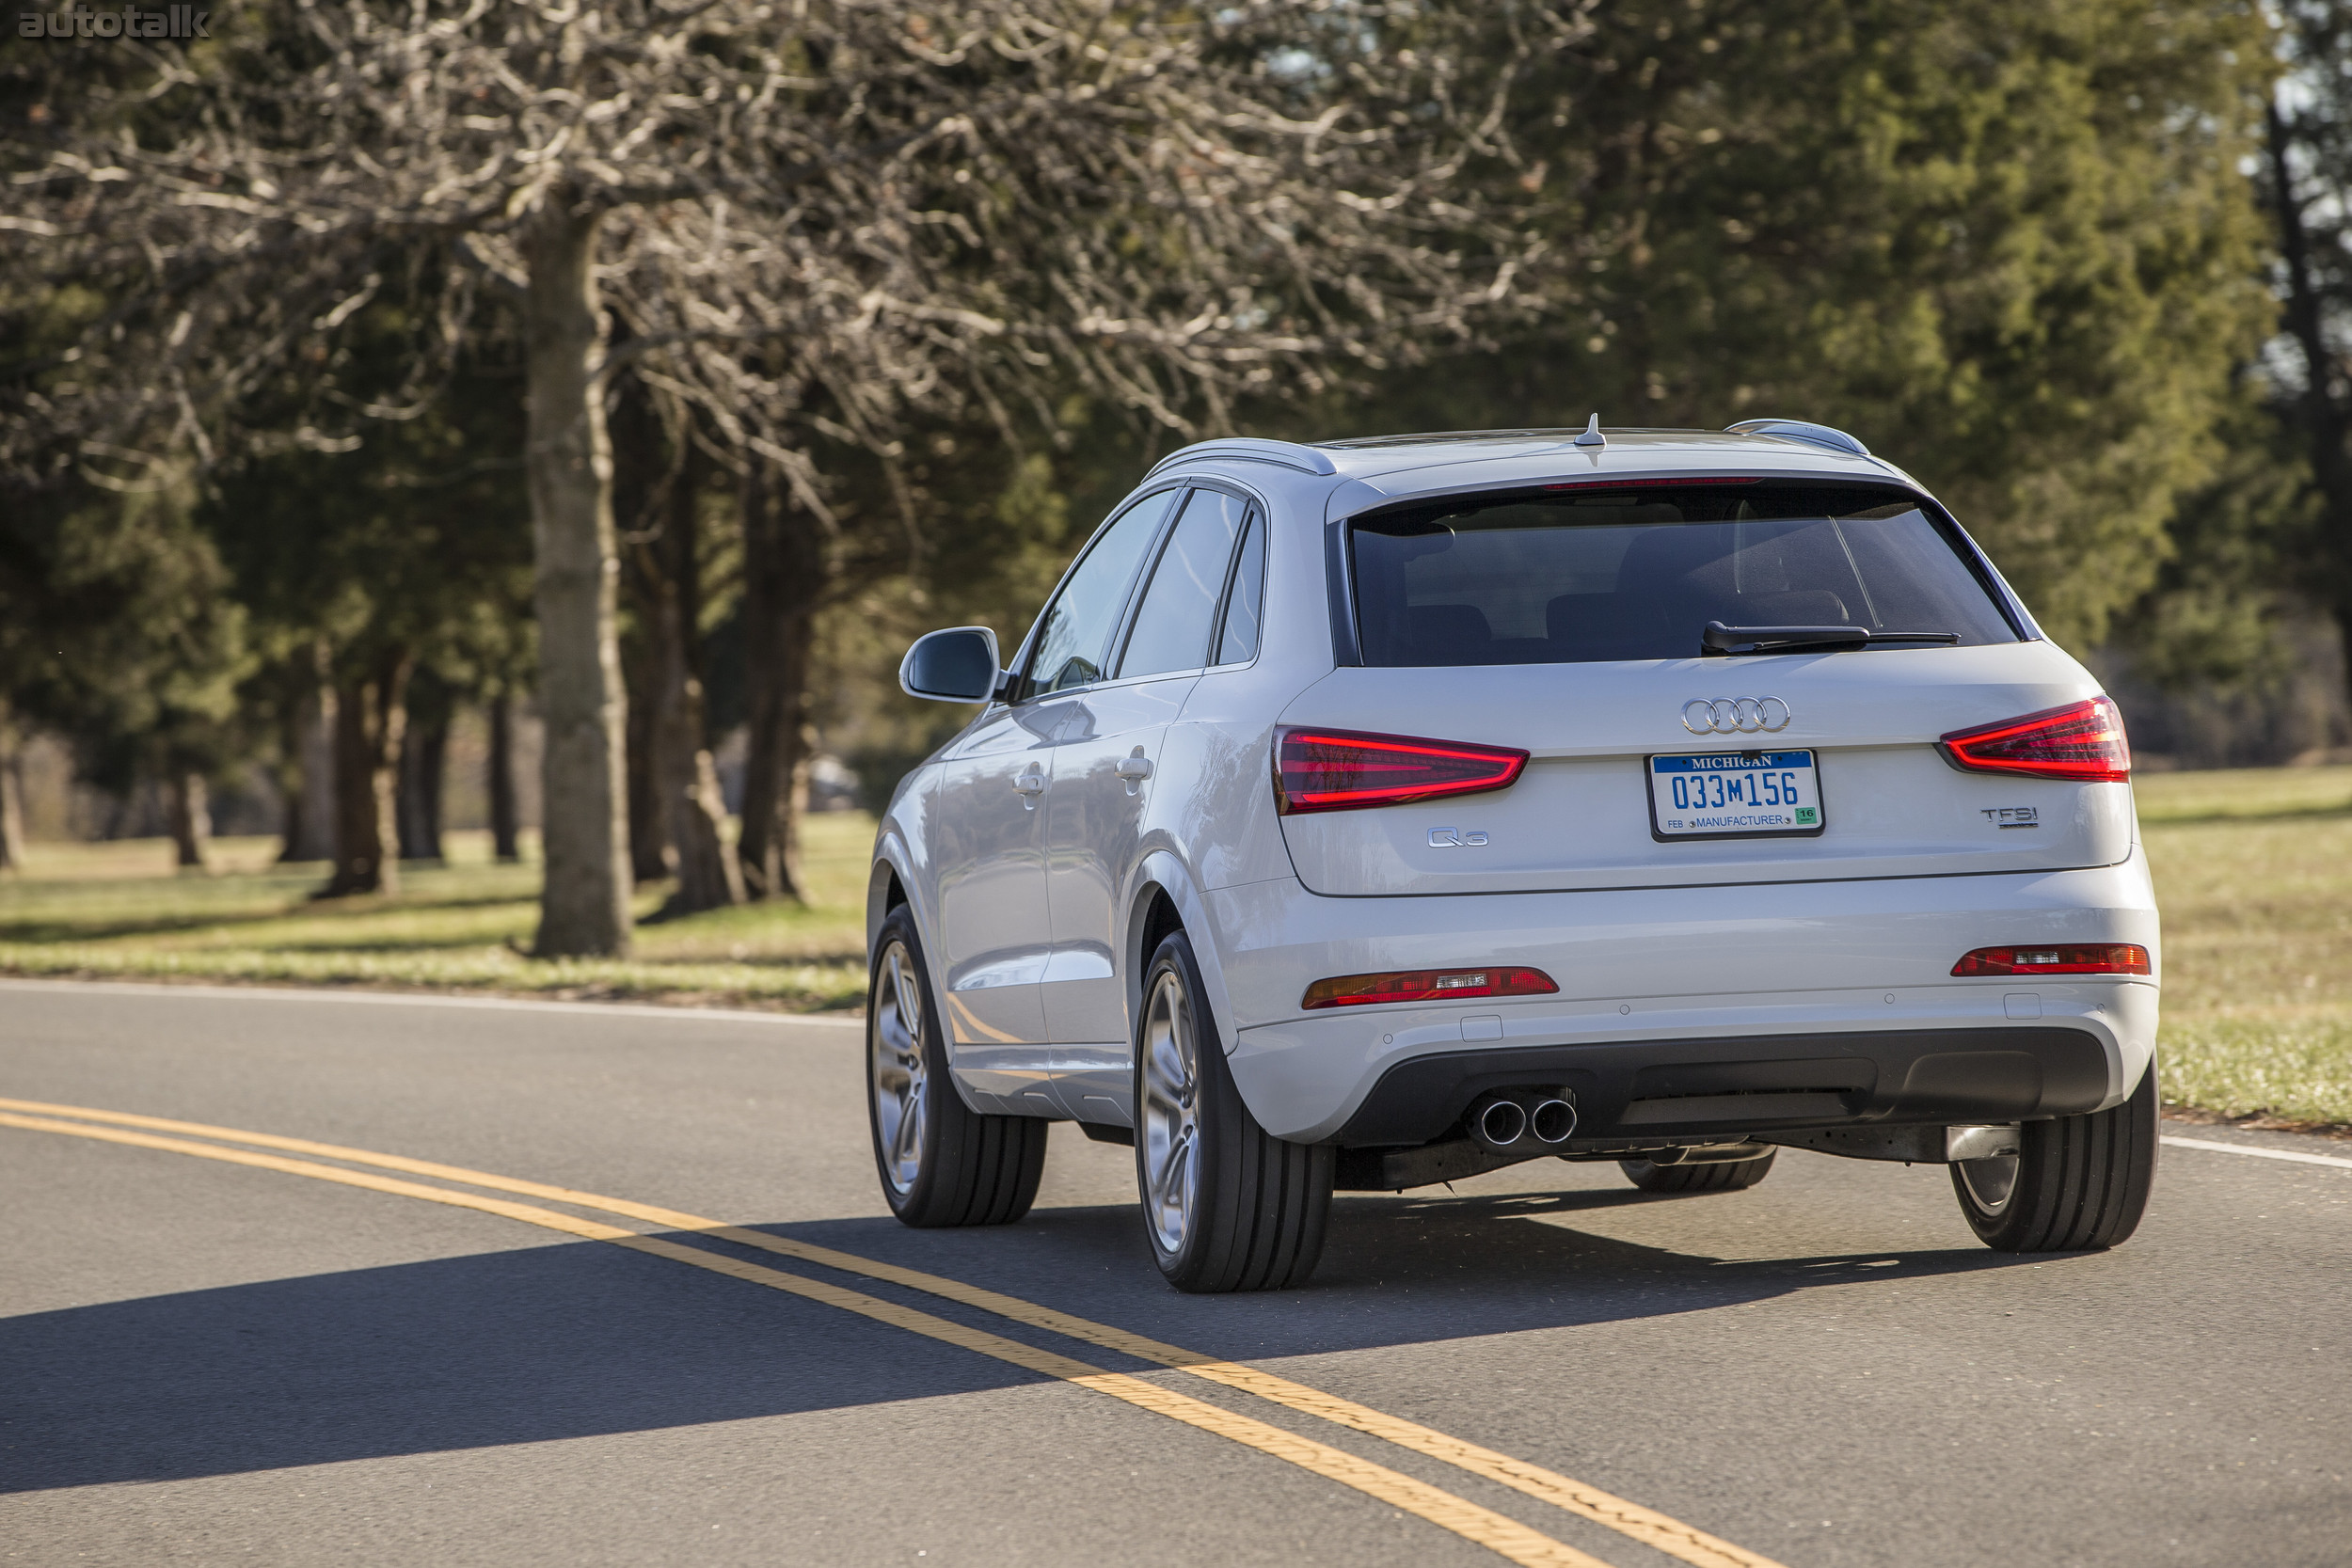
[762,1183,2047,1370]
[0,1181,2065,1496]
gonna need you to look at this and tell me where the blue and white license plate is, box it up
[1647,751,1825,839]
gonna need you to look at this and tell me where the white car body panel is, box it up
[871,427,2160,1156]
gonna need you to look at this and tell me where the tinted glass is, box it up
[1023,489,1179,697]
[1120,490,1248,678]
[1215,510,1266,665]
[1349,483,2017,666]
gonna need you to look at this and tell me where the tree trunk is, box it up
[647,427,743,915]
[397,714,448,863]
[522,192,632,958]
[624,647,670,882]
[612,365,675,887]
[324,651,411,897]
[2267,98,2352,673]
[0,702,26,875]
[738,459,827,903]
[278,647,336,863]
[488,689,522,863]
[167,772,211,872]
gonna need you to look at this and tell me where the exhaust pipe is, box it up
[1529,1097,1577,1145]
[1470,1094,1528,1150]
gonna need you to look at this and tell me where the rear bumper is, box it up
[1211,852,2158,1142]
[1328,1024,2113,1148]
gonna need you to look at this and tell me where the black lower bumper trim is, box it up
[1330,1026,2110,1148]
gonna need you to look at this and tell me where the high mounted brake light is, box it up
[1303,967,1559,1010]
[1952,944,2151,977]
[1939,696,2130,783]
[1275,727,1529,814]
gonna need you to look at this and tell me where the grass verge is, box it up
[2139,765,2352,1132]
[0,816,874,1012]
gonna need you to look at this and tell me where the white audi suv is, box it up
[867,421,2160,1292]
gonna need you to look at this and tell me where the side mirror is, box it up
[899,626,1003,703]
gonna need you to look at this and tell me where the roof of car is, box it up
[1148,424,1899,485]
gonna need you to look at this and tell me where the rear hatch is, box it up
[1276,477,2134,895]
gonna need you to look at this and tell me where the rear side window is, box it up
[1215,511,1265,665]
[1021,488,1180,697]
[1120,489,1248,678]
[1348,483,2019,666]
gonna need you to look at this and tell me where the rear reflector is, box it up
[1275,727,1529,814]
[1302,966,1558,1009]
[1939,696,2130,782]
[1951,944,2151,977]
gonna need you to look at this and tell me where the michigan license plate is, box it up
[1647,751,1825,839]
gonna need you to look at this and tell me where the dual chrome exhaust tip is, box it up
[1469,1089,1576,1153]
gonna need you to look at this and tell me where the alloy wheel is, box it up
[1957,1155,2019,1216]
[870,939,928,1195]
[1140,969,1200,1256]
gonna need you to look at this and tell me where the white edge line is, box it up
[2160,1134,2352,1171]
[0,975,866,1028]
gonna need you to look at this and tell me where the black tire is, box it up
[1620,1148,1778,1194]
[1951,1059,2158,1252]
[866,906,1047,1227]
[1135,930,1332,1292]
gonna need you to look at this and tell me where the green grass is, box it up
[4,769,2348,1125]
[0,817,874,1012]
[2137,766,2352,1128]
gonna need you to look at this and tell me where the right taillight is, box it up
[1275,727,1529,814]
[1952,944,2151,976]
[1939,696,2130,783]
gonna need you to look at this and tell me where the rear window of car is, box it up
[1347,482,2021,666]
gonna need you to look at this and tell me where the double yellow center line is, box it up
[0,1096,1786,1568]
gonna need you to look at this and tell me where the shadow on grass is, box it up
[0,891,548,947]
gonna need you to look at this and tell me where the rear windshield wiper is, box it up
[1702,621,1963,656]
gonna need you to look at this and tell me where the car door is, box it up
[931,703,1062,1069]
[1042,487,1258,1117]
[937,485,1184,1105]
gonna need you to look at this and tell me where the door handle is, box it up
[1116,749,1153,796]
[1011,768,1048,796]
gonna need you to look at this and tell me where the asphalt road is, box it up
[2,978,2347,1568]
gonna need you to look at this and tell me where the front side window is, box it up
[1120,489,1250,679]
[1019,488,1182,699]
[1349,483,2019,667]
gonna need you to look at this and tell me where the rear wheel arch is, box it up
[1123,858,1240,1057]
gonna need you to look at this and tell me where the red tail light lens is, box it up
[1939,696,2130,782]
[1951,944,2151,976]
[1275,727,1529,814]
[1303,966,1559,1009]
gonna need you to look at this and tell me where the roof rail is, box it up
[1724,419,1870,457]
[1146,437,1339,479]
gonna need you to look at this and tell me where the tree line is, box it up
[3,1,2346,955]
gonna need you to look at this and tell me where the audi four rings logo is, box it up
[1682,696,1793,735]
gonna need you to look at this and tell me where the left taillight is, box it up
[1939,696,2130,783]
[1275,727,1529,815]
